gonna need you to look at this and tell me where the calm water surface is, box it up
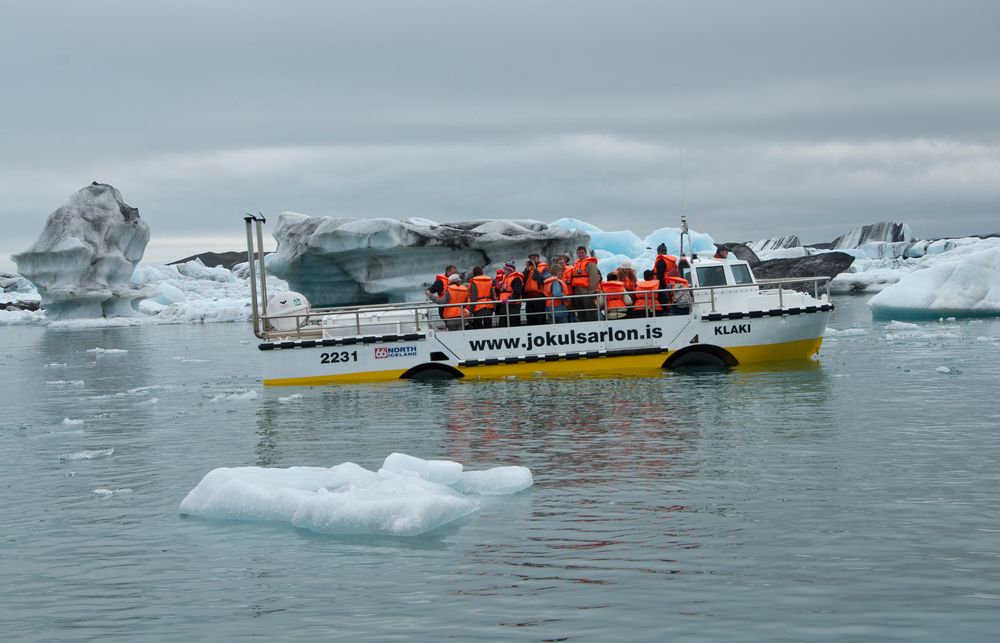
[2,296,999,641]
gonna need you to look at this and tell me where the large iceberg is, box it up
[179,453,533,536]
[267,214,592,306]
[867,243,1000,318]
[12,183,151,319]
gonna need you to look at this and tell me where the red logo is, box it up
[374,347,388,359]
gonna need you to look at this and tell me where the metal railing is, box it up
[255,276,832,342]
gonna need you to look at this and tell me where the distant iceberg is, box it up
[179,453,533,536]
[867,244,1000,318]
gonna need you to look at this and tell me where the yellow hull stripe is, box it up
[263,337,824,386]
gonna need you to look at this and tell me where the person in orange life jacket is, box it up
[429,273,469,330]
[523,254,547,326]
[553,254,576,322]
[426,264,458,321]
[713,244,730,260]
[653,243,678,314]
[569,245,600,322]
[468,266,495,330]
[599,271,633,320]
[427,264,457,299]
[618,260,638,297]
[668,259,693,315]
[494,261,524,327]
[493,268,505,293]
[539,263,569,324]
[631,269,662,318]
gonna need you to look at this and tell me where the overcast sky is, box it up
[2,0,998,270]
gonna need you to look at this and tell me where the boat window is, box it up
[731,264,754,285]
[696,265,727,287]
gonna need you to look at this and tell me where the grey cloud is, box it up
[2,0,998,268]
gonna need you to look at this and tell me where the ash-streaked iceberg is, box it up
[179,453,533,536]
[12,183,152,319]
[266,213,591,306]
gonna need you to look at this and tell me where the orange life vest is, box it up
[433,273,448,293]
[599,280,627,311]
[542,275,565,308]
[561,266,574,295]
[498,271,524,302]
[441,284,469,319]
[469,275,495,312]
[664,276,690,304]
[633,279,662,313]
[523,267,544,296]
[654,253,678,277]
[620,269,637,295]
[571,256,598,289]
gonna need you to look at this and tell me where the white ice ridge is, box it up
[178,453,533,536]
[868,245,1000,319]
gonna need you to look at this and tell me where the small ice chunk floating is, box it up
[178,453,533,536]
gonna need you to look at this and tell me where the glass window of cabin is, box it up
[731,264,754,285]
[696,265,727,287]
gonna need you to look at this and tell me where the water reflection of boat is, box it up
[243,216,833,386]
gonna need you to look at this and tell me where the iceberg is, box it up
[867,245,1000,318]
[12,183,152,320]
[832,222,915,249]
[266,213,591,306]
[748,235,801,253]
[179,453,532,536]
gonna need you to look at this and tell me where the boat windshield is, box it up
[696,265,727,287]
[731,264,754,285]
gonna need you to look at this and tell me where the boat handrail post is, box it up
[243,215,262,338]
[355,312,361,335]
[779,283,784,308]
[710,287,716,312]
[253,214,269,331]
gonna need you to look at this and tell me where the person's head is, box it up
[472,266,483,277]
[643,269,654,280]
[656,242,667,254]
[503,261,516,273]
[607,271,620,282]
[576,245,588,259]
[525,259,535,271]
[554,255,567,269]
[620,260,633,272]
[716,245,729,257]
[448,273,461,284]
[445,265,458,276]
[678,258,690,269]
[528,253,540,262]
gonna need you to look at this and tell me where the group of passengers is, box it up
[425,243,695,331]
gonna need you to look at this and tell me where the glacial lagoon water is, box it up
[2,296,999,641]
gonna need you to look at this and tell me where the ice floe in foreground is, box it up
[179,453,533,536]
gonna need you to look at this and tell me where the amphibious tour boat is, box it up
[243,216,833,386]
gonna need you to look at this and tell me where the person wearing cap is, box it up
[429,273,469,330]
[713,244,730,260]
[495,261,524,327]
[618,260,638,297]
